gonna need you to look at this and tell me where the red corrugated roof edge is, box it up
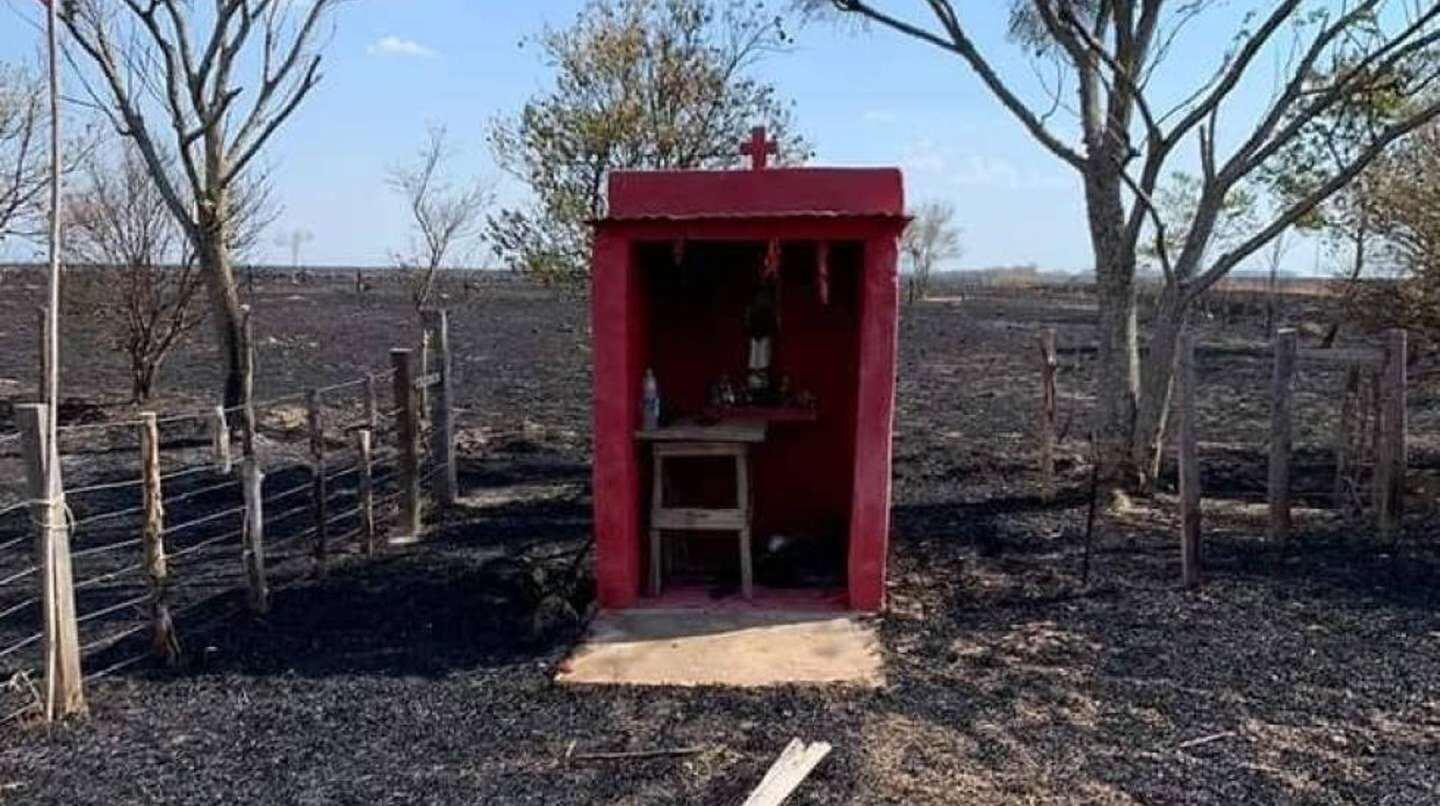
[604,167,904,221]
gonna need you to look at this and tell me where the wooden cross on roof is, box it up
[740,126,777,171]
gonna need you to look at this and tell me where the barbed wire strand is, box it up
[0,630,41,661]
[69,504,146,529]
[70,538,142,562]
[0,596,38,622]
[79,621,148,656]
[66,477,145,496]
[0,500,36,519]
[261,478,315,508]
[75,593,150,627]
[161,505,247,538]
[158,464,221,484]
[167,527,245,563]
[74,561,145,592]
[0,566,40,587]
[163,478,243,507]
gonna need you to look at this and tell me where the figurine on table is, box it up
[745,283,779,405]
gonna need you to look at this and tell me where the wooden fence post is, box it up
[356,428,376,555]
[307,389,328,574]
[17,404,85,719]
[364,373,379,432]
[1178,332,1201,590]
[210,405,232,475]
[1038,328,1057,502]
[140,413,179,664]
[1376,328,1407,538]
[1268,329,1297,543]
[422,309,457,507]
[241,457,269,615]
[391,349,422,543]
[1334,365,1359,511]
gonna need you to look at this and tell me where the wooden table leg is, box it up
[736,448,753,600]
[649,452,663,597]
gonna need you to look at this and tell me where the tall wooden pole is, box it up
[44,0,62,450]
[36,307,49,405]
[28,0,84,721]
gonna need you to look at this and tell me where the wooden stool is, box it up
[638,421,766,600]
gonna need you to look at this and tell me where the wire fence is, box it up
[0,351,450,725]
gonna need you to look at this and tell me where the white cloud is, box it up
[901,138,1067,191]
[862,110,897,124]
[368,36,438,58]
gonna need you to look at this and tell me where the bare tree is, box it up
[811,1,1440,492]
[64,146,203,403]
[388,125,491,309]
[0,61,94,243]
[0,62,46,243]
[59,0,344,407]
[901,200,963,303]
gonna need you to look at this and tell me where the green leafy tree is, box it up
[1352,119,1440,345]
[489,0,808,282]
[1259,58,1420,344]
[1139,172,1259,277]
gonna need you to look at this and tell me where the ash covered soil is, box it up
[1,273,1439,804]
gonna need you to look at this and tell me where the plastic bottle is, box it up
[642,368,661,430]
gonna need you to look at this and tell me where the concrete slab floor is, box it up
[555,609,884,688]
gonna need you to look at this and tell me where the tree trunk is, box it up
[197,210,246,409]
[196,128,247,409]
[1085,168,1140,492]
[1132,284,1189,493]
[132,358,156,404]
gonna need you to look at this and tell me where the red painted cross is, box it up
[739,126,777,171]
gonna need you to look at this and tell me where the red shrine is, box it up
[590,127,906,611]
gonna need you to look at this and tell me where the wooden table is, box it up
[636,420,767,599]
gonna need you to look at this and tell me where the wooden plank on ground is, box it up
[742,738,832,806]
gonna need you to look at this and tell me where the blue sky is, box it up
[0,1,1326,271]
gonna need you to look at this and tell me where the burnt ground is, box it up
[1,272,1438,804]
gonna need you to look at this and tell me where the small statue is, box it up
[717,375,737,407]
[745,284,779,401]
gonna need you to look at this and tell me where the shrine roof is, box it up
[600,166,905,223]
